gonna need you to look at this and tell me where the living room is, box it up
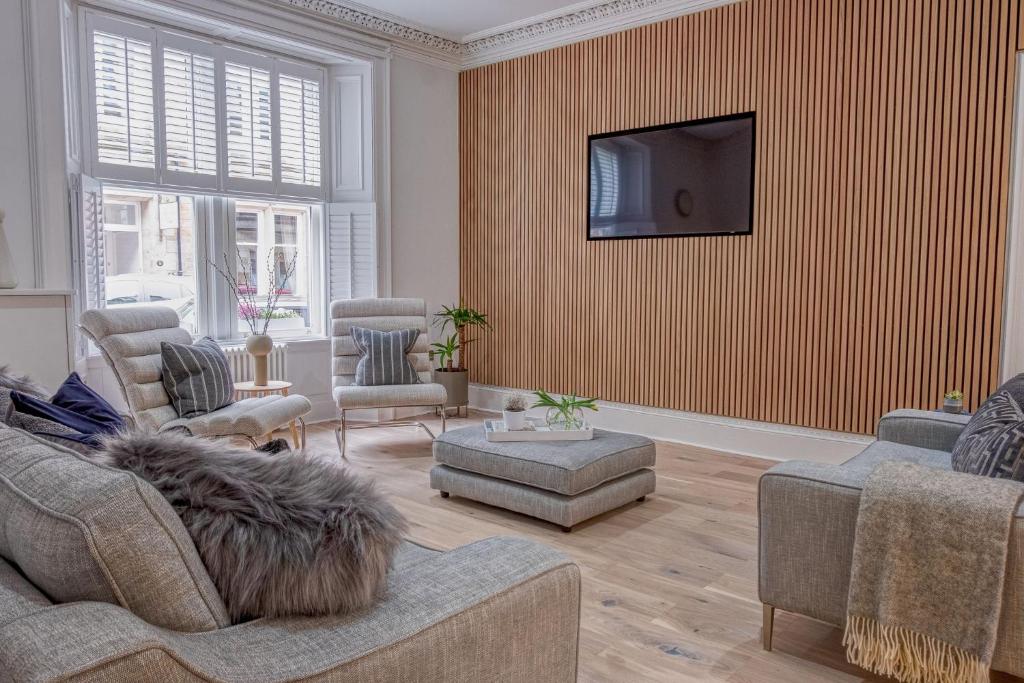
[0,0,1022,681]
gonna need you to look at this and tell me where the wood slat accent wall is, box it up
[459,0,1021,434]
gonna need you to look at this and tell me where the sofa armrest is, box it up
[758,462,862,626]
[0,537,581,683]
[876,409,971,452]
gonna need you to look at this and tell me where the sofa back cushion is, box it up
[0,424,229,631]
[952,374,1024,481]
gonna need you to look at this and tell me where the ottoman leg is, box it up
[636,496,647,502]
[561,525,573,533]
[440,491,450,498]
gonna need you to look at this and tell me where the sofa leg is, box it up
[762,604,775,651]
[440,491,449,498]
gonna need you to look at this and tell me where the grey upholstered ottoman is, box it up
[431,425,656,531]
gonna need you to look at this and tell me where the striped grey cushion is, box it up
[160,337,234,418]
[351,326,421,386]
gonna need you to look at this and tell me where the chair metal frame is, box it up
[334,406,445,458]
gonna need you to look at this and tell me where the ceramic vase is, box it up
[0,210,17,289]
[503,409,527,431]
[245,333,273,386]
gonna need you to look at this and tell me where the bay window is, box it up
[77,10,341,343]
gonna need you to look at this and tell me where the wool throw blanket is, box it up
[844,461,1024,683]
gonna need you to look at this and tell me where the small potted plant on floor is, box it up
[943,389,964,414]
[432,303,490,413]
[532,390,598,431]
[502,393,531,431]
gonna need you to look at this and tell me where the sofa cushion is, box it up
[843,440,953,481]
[9,391,118,445]
[0,424,229,631]
[952,374,1024,480]
[50,372,124,432]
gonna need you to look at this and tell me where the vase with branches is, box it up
[210,248,298,385]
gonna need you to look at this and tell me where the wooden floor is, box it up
[301,413,1007,683]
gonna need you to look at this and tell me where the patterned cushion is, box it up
[951,375,1024,480]
[350,326,421,386]
[161,337,234,418]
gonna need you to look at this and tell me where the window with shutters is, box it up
[92,31,155,168]
[163,48,216,176]
[84,14,324,198]
[76,9,372,346]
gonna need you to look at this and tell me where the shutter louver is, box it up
[328,203,376,300]
[163,48,217,175]
[279,75,321,186]
[93,31,155,167]
[225,62,273,181]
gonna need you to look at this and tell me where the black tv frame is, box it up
[586,111,756,242]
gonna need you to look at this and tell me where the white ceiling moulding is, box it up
[275,0,740,70]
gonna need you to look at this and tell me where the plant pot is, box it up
[433,368,468,409]
[943,398,964,414]
[503,409,527,431]
[245,333,274,385]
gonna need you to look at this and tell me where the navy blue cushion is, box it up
[10,390,123,441]
[49,372,124,431]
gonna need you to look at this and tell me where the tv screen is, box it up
[587,112,755,240]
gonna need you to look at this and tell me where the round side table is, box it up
[233,380,300,448]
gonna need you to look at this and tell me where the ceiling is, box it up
[346,0,605,41]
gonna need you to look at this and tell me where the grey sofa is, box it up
[758,408,1024,677]
[0,424,581,682]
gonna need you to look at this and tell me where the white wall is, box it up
[0,1,40,287]
[388,56,460,337]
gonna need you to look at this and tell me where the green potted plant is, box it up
[532,390,598,431]
[502,393,531,431]
[432,303,490,413]
[944,389,964,414]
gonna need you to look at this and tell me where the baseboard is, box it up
[469,384,872,464]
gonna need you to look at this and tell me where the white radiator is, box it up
[222,343,288,383]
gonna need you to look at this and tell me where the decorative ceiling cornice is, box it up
[275,0,738,69]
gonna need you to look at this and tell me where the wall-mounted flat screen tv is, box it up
[587,112,755,240]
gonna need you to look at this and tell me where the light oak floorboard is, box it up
[293,414,1019,682]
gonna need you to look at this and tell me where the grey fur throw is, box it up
[93,430,407,622]
[0,365,49,399]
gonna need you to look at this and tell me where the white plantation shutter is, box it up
[225,62,273,182]
[328,203,376,300]
[163,48,217,175]
[279,74,321,186]
[81,175,106,311]
[93,31,155,167]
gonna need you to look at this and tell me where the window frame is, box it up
[81,9,328,202]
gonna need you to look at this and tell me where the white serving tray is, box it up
[484,417,594,442]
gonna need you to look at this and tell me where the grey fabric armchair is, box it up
[758,409,1024,678]
[80,306,311,447]
[330,298,448,457]
[0,424,582,681]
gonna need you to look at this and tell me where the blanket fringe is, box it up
[843,615,989,683]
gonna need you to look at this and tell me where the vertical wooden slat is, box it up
[458,0,1018,434]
